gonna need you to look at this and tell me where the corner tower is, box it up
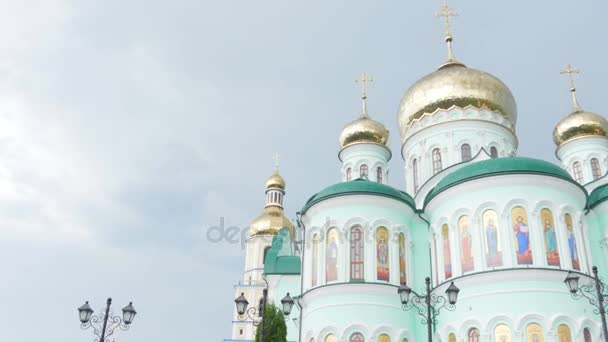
[339,72,391,184]
[397,3,518,195]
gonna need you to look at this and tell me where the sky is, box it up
[1,1,607,341]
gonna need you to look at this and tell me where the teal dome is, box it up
[426,157,576,205]
[589,184,608,209]
[301,179,415,214]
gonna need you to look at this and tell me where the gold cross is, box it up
[435,2,459,36]
[354,72,373,99]
[560,64,580,91]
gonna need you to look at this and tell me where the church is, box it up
[225,4,608,342]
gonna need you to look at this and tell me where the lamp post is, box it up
[234,289,294,342]
[78,298,137,342]
[397,277,460,342]
[564,266,608,341]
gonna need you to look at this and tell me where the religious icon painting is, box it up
[512,207,533,265]
[459,215,474,273]
[541,209,560,266]
[376,227,390,281]
[399,233,407,284]
[442,224,452,279]
[483,209,503,268]
[565,214,580,270]
[326,228,339,282]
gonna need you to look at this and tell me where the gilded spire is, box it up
[273,153,280,172]
[435,2,463,67]
[355,72,373,118]
[560,64,583,112]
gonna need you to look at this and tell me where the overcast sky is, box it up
[1,1,607,341]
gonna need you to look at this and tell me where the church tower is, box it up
[397,5,518,195]
[338,72,391,184]
[553,64,608,191]
[228,164,295,341]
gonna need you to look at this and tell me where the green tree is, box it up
[255,303,287,342]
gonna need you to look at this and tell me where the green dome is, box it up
[301,179,415,214]
[589,184,608,209]
[426,157,576,205]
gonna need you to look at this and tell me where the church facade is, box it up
[226,5,608,342]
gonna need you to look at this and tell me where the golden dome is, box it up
[339,116,389,148]
[249,206,295,237]
[265,168,285,190]
[553,109,608,145]
[398,63,517,142]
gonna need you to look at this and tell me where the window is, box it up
[459,215,474,273]
[526,323,544,342]
[495,324,512,342]
[573,161,584,183]
[376,227,390,281]
[378,335,390,342]
[461,143,472,161]
[263,246,271,265]
[239,328,243,335]
[360,164,369,179]
[591,158,602,179]
[399,233,407,284]
[583,328,592,342]
[412,158,419,192]
[467,328,480,342]
[512,206,533,265]
[325,334,337,342]
[326,228,339,282]
[432,148,442,174]
[449,333,456,342]
[312,234,320,286]
[377,166,383,183]
[490,146,498,158]
[558,324,572,342]
[442,224,453,279]
[350,333,364,342]
[350,226,364,281]
[346,167,352,182]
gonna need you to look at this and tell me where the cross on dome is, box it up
[273,153,280,171]
[435,2,462,66]
[355,72,373,118]
[560,64,583,111]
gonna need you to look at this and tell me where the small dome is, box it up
[398,63,517,142]
[339,116,389,148]
[249,206,295,237]
[553,109,608,146]
[265,168,285,190]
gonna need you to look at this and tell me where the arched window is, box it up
[448,333,456,342]
[399,233,407,284]
[495,324,512,342]
[467,328,480,342]
[432,148,442,174]
[346,168,352,182]
[360,164,369,179]
[512,206,533,265]
[350,226,364,281]
[583,328,592,342]
[540,208,560,266]
[263,246,271,265]
[442,224,452,279]
[377,166,383,183]
[573,161,584,183]
[558,324,572,342]
[412,158,419,192]
[591,158,602,179]
[350,333,364,342]
[378,335,390,342]
[325,334,337,342]
[490,146,498,158]
[461,143,472,161]
[526,323,544,342]
[483,209,503,267]
[326,228,339,282]
[311,234,320,287]
[376,227,390,281]
[459,215,474,273]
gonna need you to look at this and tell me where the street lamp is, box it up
[564,266,608,341]
[397,277,460,342]
[234,289,295,342]
[78,298,137,342]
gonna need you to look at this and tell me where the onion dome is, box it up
[339,73,389,148]
[249,206,295,237]
[265,167,285,190]
[398,35,517,142]
[553,65,608,146]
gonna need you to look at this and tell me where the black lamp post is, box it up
[564,266,608,342]
[397,277,460,342]
[234,289,294,342]
[78,298,137,342]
